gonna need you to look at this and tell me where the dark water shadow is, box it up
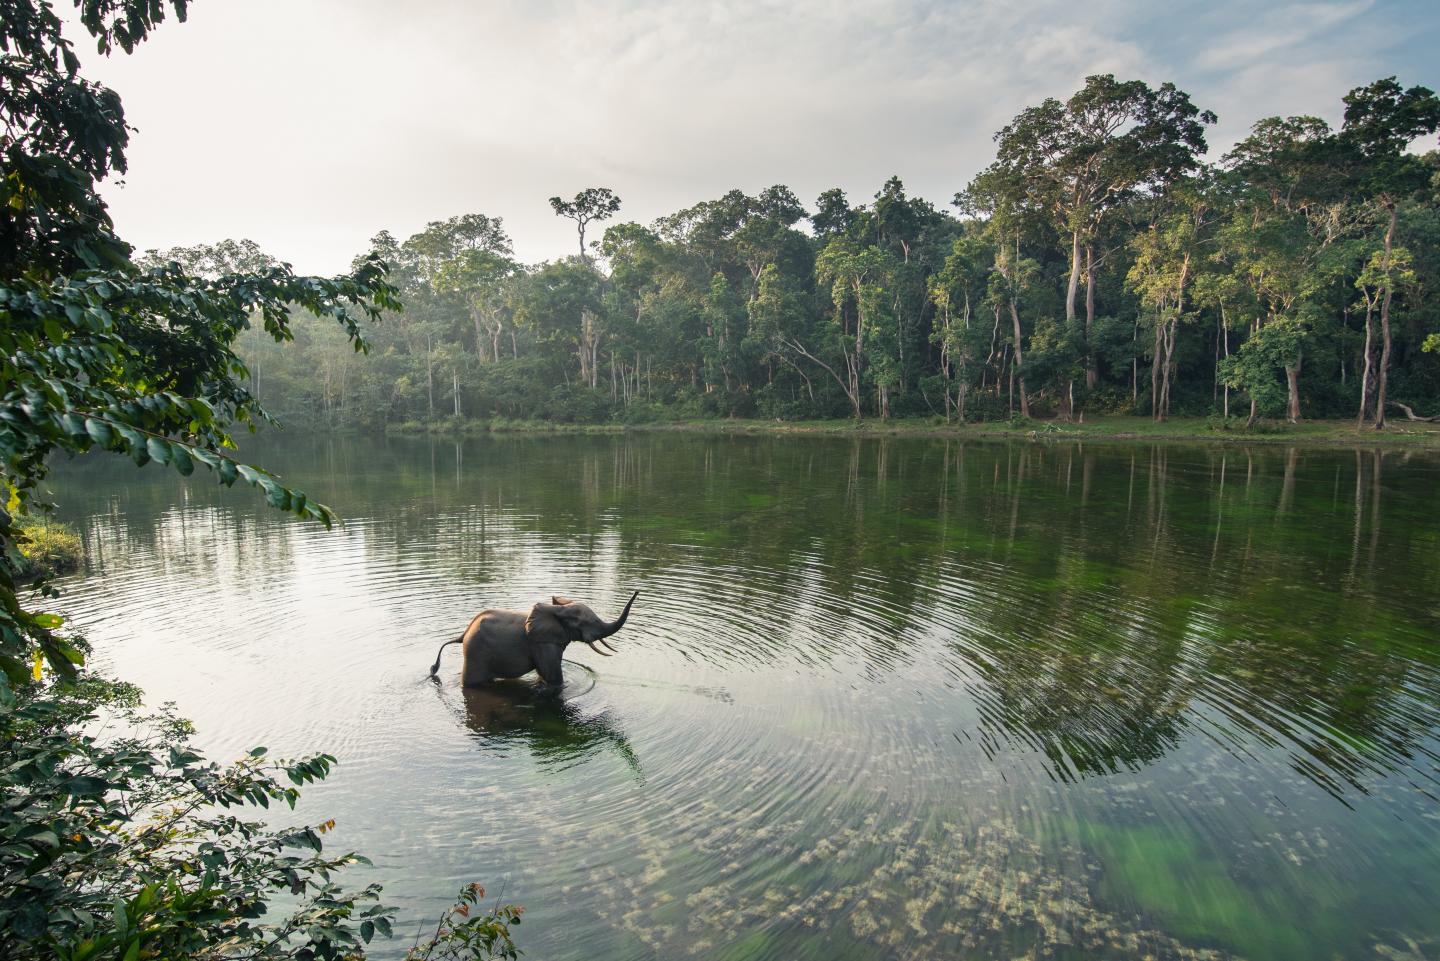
[435,667,642,781]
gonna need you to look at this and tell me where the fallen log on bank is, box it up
[1389,401,1440,422]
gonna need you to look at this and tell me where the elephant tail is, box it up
[429,637,463,676]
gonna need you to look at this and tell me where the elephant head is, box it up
[524,591,639,657]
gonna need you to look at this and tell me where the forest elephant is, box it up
[429,592,639,688]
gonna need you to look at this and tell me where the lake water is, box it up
[48,434,1440,960]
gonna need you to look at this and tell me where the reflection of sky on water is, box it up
[48,435,1440,960]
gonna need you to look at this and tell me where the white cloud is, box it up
[74,0,1428,273]
[1194,1,1374,71]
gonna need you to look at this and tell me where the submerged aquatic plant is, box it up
[582,795,1241,960]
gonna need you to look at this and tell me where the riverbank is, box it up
[14,517,83,581]
[388,415,1440,448]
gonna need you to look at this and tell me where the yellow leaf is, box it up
[32,650,43,681]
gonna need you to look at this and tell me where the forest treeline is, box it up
[159,75,1440,430]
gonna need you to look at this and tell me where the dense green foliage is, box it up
[0,674,522,961]
[227,77,1440,433]
[1,4,519,959]
[0,676,387,961]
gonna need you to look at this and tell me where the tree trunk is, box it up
[1160,255,1189,422]
[1285,351,1302,424]
[1357,295,1376,428]
[1084,243,1097,390]
[1213,311,1220,406]
[1389,401,1440,422]
[1374,199,1397,430]
[1065,229,1080,325]
[1150,316,1163,420]
[425,333,434,424]
[1132,319,1138,409]
[784,336,860,419]
[1009,298,1029,418]
[939,335,953,422]
[1221,305,1230,419]
[1158,315,1178,422]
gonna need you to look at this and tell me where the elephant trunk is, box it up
[595,591,639,640]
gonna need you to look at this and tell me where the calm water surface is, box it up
[48,435,1440,960]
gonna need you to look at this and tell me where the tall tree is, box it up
[1126,179,1214,421]
[928,234,993,420]
[1336,78,1440,428]
[549,187,622,261]
[991,75,1215,391]
[961,167,1041,418]
[1221,115,1345,424]
[811,188,857,240]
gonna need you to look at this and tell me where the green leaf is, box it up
[62,775,110,795]
[263,482,288,510]
[84,419,114,446]
[171,447,194,475]
[146,437,171,465]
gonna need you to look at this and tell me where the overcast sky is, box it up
[78,0,1437,274]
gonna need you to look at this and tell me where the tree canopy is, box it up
[232,75,1439,436]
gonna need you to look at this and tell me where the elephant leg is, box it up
[462,648,494,687]
[533,644,565,690]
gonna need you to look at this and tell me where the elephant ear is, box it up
[524,603,567,645]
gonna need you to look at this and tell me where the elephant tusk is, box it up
[587,641,614,657]
[597,638,620,654]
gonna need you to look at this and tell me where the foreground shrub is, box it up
[0,676,521,960]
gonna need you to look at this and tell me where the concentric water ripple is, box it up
[45,434,1440,961]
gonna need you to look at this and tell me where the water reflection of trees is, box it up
[50,434,1440,799]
